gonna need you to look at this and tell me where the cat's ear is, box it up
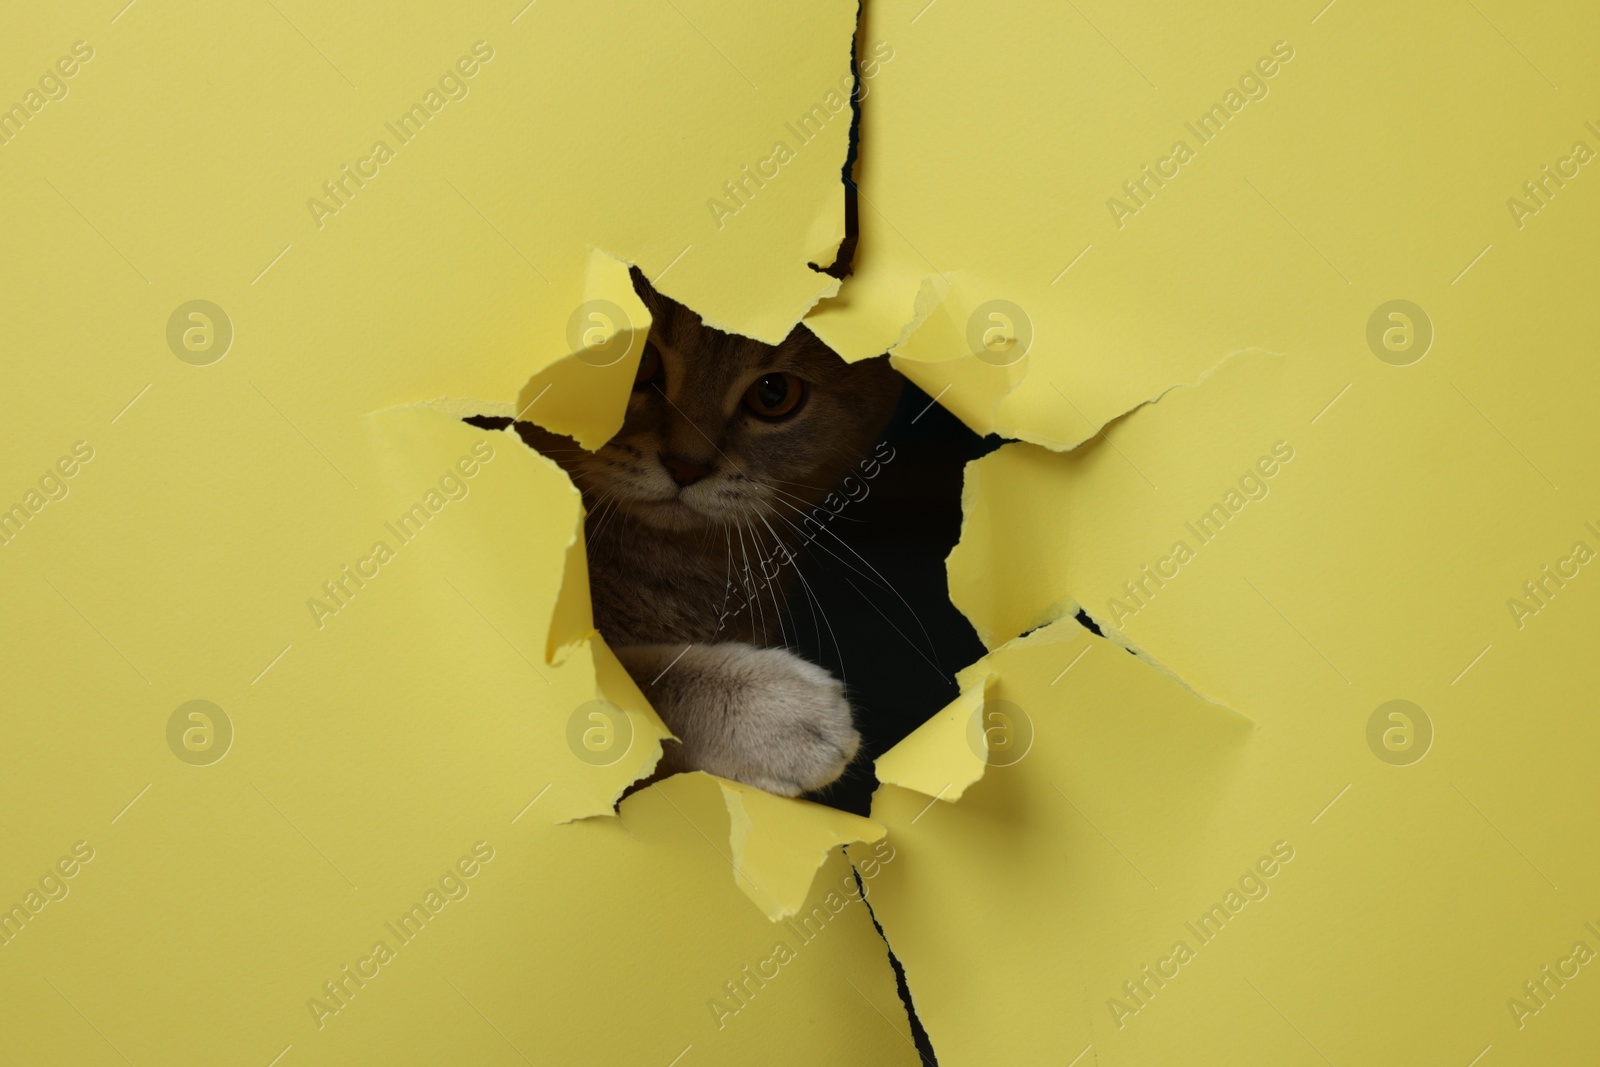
[628,267,699,343]
[857,354,906,431]
[627,265,661,314]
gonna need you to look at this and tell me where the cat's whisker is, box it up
[758,482,869,525]
[766,502,944,672]
[602,497,628,540]
[788,549,825,653]
[788,554,848,689]
[581,490,611,532]
[825,561,948,682]
[756,518,796,651]
[765,496,895,596]
[745,518,790,652]
[755,513,804,650]
[739,519,762,642]
[742,520,778,648]
[767,495,926,605]
[596,493,638,546]
[732,521,762,645]
[745,519,777,646]
[586,491,621,543]
[718,523,740,633]
[762,475,834,494]
[701,508,729,556]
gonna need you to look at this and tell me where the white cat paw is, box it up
[693,646,860,796]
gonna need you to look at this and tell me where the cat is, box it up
[519,275,902,796]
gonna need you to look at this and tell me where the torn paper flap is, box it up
[874,669,994,803]
[514,249,652,452]
[721,776,886,921]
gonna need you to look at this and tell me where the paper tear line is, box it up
[1036,347,1286,455]
[1065,598,1253,725]
[844,842,942,1064]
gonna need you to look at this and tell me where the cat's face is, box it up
[562,289,901,535]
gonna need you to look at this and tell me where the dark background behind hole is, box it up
[783,378,1000,816]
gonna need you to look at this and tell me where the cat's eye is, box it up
[633,342,662,390]
[743,373,806,420]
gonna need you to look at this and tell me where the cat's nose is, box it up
[660,452,714,487]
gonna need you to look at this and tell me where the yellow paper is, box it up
[1,2,912,1064]
[9,0,1600,1063]
[840,0,1600,1063]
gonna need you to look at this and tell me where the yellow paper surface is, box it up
[852,0,1600,1058]
[887,344,1600,1063]
[8,0,1600,1063]
[1,2,912,1064]
[834,0,1600,1063]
